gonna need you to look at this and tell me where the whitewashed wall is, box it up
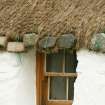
[0,49,36,105]
[73,50,105,105]
[1,48,105,105]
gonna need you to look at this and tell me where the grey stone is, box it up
[38,34,77,50]
[90,33,105,52]
[0,36,7,48]
[38,36,57,49]
[57,34,76,49]
[23,33,37,47]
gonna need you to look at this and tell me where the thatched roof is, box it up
[0,0,105,49]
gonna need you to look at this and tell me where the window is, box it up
[49,77,66,100]
[45,50,77,101]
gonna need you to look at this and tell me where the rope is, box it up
[45,34,51,53]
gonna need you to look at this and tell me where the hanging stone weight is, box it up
[90,33,105,52]
[0,36,7,48]
[38,34,77,52]
[57,34,77,49]
[7,42,25,52]
[23,33,37,47]
[38,36,57,49]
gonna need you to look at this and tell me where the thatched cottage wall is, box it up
[0,0,105,48]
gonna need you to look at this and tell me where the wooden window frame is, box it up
[44,51,78,76]
[44,51,77,102]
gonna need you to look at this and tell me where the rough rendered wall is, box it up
[73,50,105,105]
[0,49,35,105]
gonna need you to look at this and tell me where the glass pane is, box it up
[46,51,63,72]
[68,77,76,100]
[65,50,78,73]
[50,77,67,100]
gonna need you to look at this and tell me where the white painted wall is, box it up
[73,49,105,105]
[1,48,105,105]
[0,49,36,105]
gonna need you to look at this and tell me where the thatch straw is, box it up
[0,0,105,49]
